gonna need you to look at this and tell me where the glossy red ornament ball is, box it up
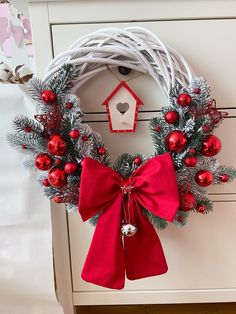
[41,89,56,103]
[65,102,73,109]
[194,88,201,94]
[42,178,51,187]
[48,168,67,187]
[219,174,229,183]
[200,135,222,157]
[47,134,67,156]
[53,195,62,203]
[82,135,89,142]
[195,170,214,187]
[64,162,78,174]
[98,147,106,155]
[164,111,179,124]
[35,153,53,171]
[180,191,196,211]
[69,129,80,139]
[196,204,205,213]
[166,131,188,152]
[177,93,192,107]
[184,156,197,167]
[133,157,142,165]
[189,148,196,155]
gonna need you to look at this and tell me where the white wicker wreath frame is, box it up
[44,27,195,96]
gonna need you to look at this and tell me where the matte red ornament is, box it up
[35,153,53,171]
[189,148,196,155]
[196,204,205,213]
[195,170,214,187]
[164,111,179,124]
[194,88,201,94]
[177,93,192,107]
[42,178,51,187]
[166,131,187,152]
[47,134,67,156]
[41,89,56,103]
[184,156,197,167]
[24,126,32,133]
[220,174,229,183]
[202,125,212,132]
[98,147,106,155]
[65,102,73,109]
[133,157,142,165]
[200,135,221,157]
[82,135,89,142]
[64,162,78,174]
[180,191,196,211]
[48,167,67,187]
[69,129,80,139]
[54,158,62,165]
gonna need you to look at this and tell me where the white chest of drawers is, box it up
[29,1,236,313]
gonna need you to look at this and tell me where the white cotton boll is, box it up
[15,64,33,79]
[0,63,12,83]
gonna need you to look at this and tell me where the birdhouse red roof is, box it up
[102,80,143,106]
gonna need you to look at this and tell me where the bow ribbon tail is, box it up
[81,194,126,290]
[124,196,168,280]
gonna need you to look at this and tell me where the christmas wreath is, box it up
[8,28,236,289]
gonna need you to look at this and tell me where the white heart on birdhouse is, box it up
[102,81,143,133]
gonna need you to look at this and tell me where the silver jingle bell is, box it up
[121,223,137,237]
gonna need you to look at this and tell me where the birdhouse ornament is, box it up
[102,80,143,132]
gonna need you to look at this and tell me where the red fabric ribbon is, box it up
[79,153,179,289]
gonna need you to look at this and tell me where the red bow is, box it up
[79,153,179,289]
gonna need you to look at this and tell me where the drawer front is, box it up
[69,201,236,295]
[51,19,236,298]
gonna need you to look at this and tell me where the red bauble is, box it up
[42,178,51,187]
[219,174,229,183]
[177,93,192,107]
[194,88,201,94]
[47,134,67,156]
[184,156,197,167]
[53,195,62,203]
[200,135,221,157]
[180,191,196,211]
[54,158,62,165]
[35,153,53,171]
[82,135,89,142]
[64,162,78,174]
[24,126,32,133]
[133,157,142,165]
[65,102,73,109]
[166,131,187,152]
[69,129,80,139]
[195,170,214,187]
[189,148,196,155]
[21,144,27,149]
[98,147,106,155]
[196,204,205,213]
[48,168,67,187]
[41,89,56,103]
[164,111,179,124]
[154,125,161,132]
